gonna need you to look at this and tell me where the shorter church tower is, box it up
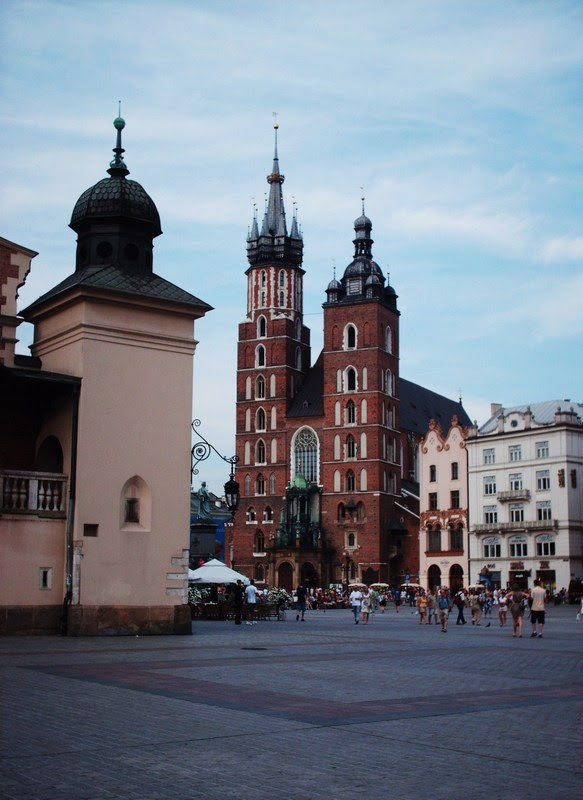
[321,207,402,585]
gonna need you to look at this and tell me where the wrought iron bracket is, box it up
[191,419,238,483]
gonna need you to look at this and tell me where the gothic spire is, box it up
[260,121,287,237]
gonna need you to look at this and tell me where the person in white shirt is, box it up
[245,579,260,625]
[349,588,363,624]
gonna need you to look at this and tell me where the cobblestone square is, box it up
[1,604,582,800]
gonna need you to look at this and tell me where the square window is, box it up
[483,448,495,465]
[39,567,53,590]
[83,523,98,537]
[484,476,496,495]
[451,462,459,480]
[536,441,549,459]
[509,445,522,462]
[450,490,460,509]
[484,506,497,524]
[428,492,438,510]
[429,464,436,482]
[536,470,550,491]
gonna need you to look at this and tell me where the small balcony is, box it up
[1,470,67,516]
[472,519,557,534]
[497,489,531,502]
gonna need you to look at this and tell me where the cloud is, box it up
[541,236,583,262]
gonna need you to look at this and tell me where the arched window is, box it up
[256,440,266,464]
[245,376,252,399]
[348,532,356,547]
[255,531,265,552]
[279,269,285,287]
[264,506,273,522]
[256,345,266,367]
[361,398,367,423]
[261,270,267,287]
[260,290,266,307]
[336,369,342,392]
[257,316,267,338]
[271,406,277,429]
[333,470,341,492]
[36,435,63,472]
[362,367,367,390]
[344,324,357,349]
[256,563,265,582]
[386,325,392,353]
[292,427,319,483]
[244,441,250,464]
[346,470,355,492]
[244,474,251,496]
[256,407,266,431]
[120,475,151,530]
[360,468,367,491]
[279,291,285,307]
[270,374,276,397]
[295,347,301,370]
[346,400,355,424]
[334,434,341,460]
[345,367,357,392]
[269,473,276,494]
[256,474,265,495]
[245,409,251,431]
[335,401,341,425]
[356,501,365,521]
[346,435,356,459]
[360,433,367,458]
[386,369,392,395]
[271,438,277,463]
[246,507,256,522]
[256,375,265,399]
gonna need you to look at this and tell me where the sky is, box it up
[2,0,583,493]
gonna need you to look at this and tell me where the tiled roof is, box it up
[287,357,324,417]
[400,378,472,436]
[22,264,212,315]
[479,399,583,434]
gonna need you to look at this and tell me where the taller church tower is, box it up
[232,126,310,577]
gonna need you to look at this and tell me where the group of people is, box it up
[410,580,548,637]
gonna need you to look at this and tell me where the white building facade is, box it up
[419,417,468,591]
[466,401,583,592]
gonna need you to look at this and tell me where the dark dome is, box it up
[354,213,372,229]
[327,277,341,291]
[70,175,162,236]
[365,273,382,285]
[343,257,383,279]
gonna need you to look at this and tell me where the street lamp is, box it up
[191,419,240,519]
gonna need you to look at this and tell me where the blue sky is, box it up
[2,0,583,492]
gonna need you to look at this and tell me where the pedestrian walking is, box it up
[507,584,528,638]
[393,587,401,613]
[530,579,546,638]
[498,590,508,627]
[349,586,363,624]
[245,579,260,625]
[296,583,307,621]
[437,589,451,633]
[426,589,437,624]
[232,579,244,625]
[361,587,372,624]
[469,592,482,626]
[454,589,467,625]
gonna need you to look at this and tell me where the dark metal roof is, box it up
[287,358,324,418]
[70,176,162,236]
[22,264,212,316]
[400,377,472,436]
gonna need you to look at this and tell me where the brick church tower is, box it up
[231,130,471,593]
[321,207,403,587]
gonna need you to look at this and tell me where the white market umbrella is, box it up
[188,559,250,585]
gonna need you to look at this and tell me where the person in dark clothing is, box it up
[232,579,244,625]
[296,584,307,621]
